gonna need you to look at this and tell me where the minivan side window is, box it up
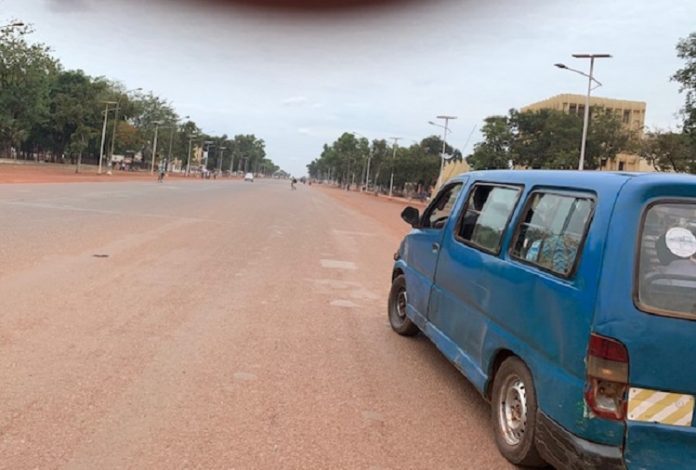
[511,192,594,277]
[422,182,463,229]
[456,184,521,254]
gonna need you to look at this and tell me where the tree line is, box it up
[0,23,280,174]
[306,133,461,194]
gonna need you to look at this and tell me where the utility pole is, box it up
[107,88,141,175]
[150,121,162,173]
[432,115,456,188]
[186,135,195,176]
[166,126,175,172]
[388,137,401,198]
[98,101,116,175]
[218,146,227,175]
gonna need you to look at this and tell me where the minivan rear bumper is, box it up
[536,411,625,470]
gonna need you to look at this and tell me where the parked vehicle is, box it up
[390,170,696,469]
[244,172,254,182]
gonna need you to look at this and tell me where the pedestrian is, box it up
[291,177,297,190]
[158,165,165,183]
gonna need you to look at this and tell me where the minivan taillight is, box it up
[585,333,629,421]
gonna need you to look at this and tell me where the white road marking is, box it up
[320,259,357,270]
[330,299,359,308]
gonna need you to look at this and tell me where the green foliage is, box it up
[673,32,696,136]
[468,115,513,170]
[640,131,696,173]
[308,134,456,192]
[468,108,634,170]
[0,24,58,156]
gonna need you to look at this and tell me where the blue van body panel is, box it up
[624,422,696,469]
[393,170,696,467]
[592,175,696,467]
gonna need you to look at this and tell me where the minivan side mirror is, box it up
[401,206,421,228]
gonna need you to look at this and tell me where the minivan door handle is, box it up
[432,242,440,253]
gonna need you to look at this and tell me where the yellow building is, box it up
[521,94,647,135]
[521,94,655,171]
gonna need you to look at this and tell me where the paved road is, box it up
[0,179,511,469]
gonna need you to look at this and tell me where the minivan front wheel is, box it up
[491,357,545,467]
[388,275,419,336]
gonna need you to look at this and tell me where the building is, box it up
[521,94,646,135]
[521,94,655,172]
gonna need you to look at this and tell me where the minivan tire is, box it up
[491,357,546,467]
[388,275,419,336]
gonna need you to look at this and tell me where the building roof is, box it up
[522,94,646,112]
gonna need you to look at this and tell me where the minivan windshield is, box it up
[637,202,696,319]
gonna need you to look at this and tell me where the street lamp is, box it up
[555,53,611,170]
[107,87,142,174]
[217,146,227,175]
[430,115,457,188]
[351,131,373,192]
[150,120,163,173]
[98,101,117,175]
[186,133,197,176]
[388,137,401,198]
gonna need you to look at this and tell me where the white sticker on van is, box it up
[665,227,696,258]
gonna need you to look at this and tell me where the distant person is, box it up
[291,177,297,190]
[157,167,165,183]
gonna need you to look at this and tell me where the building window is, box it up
[619,162,625,171]
[623,110,631,123]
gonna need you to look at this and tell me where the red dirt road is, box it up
[0,178,511,469]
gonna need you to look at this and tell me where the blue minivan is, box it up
[389,170,696,469]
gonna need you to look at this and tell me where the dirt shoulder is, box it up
[314,184,428,239]
[0,162,199,184]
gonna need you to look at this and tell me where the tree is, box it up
[586,109,637,168]
[672,32,696,136]
[468,115,513,170]
[640,131,695,173]
[468,108,633,170]
[0,24,58,158]
[511,109,584,169]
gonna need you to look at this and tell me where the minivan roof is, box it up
[454,170,696,193]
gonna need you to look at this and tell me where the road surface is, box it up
[0,179,512,469]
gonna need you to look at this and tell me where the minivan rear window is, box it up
[637,202,696,319]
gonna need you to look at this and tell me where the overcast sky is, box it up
[3,0,695,174]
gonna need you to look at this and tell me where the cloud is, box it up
[282,96,309,106]
[45,0,92,13]
[297,127,313,135]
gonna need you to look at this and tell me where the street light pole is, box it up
[107,87,142,175]
[98,101,116,175]
[388,137,401,198]
[431,115,456,187]
[218,146,227,175]
[555,54,611,170]
[150,121,162,174]
[186,135,195,176]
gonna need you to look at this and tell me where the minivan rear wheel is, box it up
[491,357,546,467]
[388,275,419,336]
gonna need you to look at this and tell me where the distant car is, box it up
[244,172,254,182]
